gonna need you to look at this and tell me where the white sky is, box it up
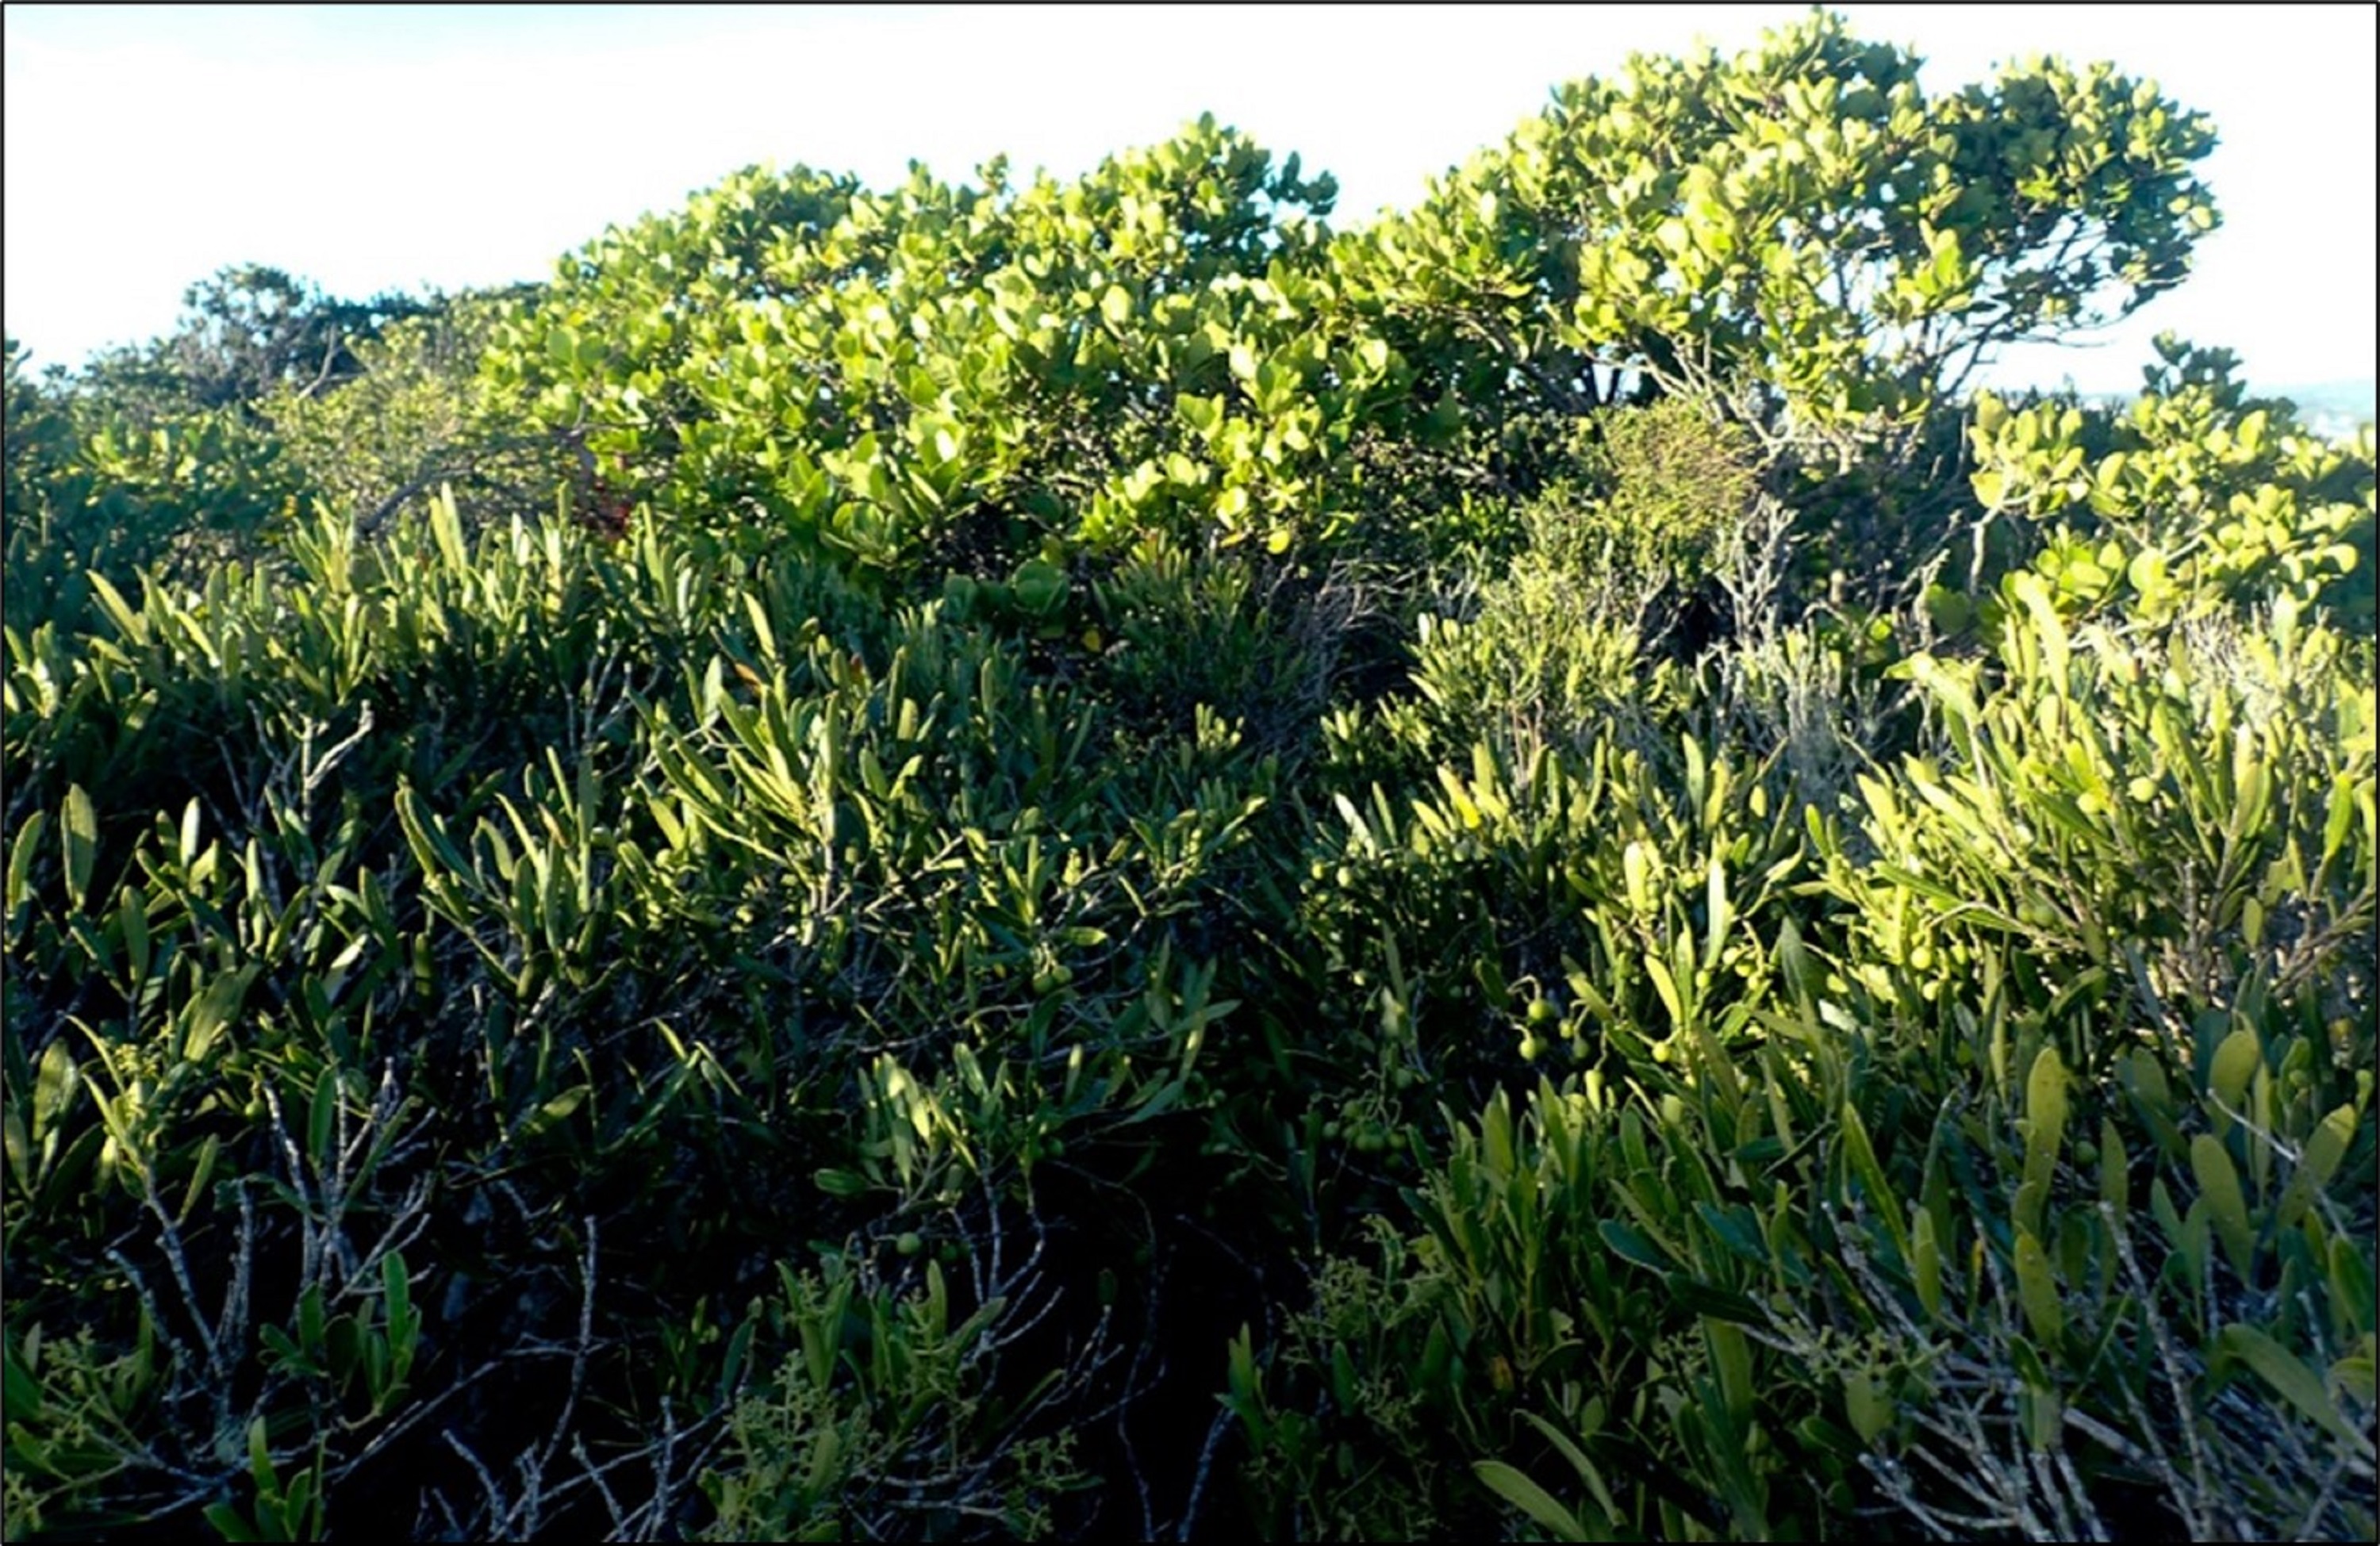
[6,4,2374,397]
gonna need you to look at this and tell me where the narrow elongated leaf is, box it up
[2278,1104,2356,1227]
[2021,1045,2067,1228]
[2098,1118,2129,1228]
[1702,855,1731,972]
[1912,1208,1944,1319]
[2217,1324,2366,1448]
[1837,1103,1910,1257]
[183,965,259,1065]
[60,786,96,911]
[33,1039,79,1137]
[1706,1318,1752,1421]
[2014,1228,2063,1348]
[2190,1134,2255,1278]
[384,1252,413,1340]
[1599,1218,1672,1275]
[309,1072,339,1161]
[1473,1460,1588,1541]
[178,1134,221,1223]
[6,811,45,915]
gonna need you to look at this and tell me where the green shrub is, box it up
[1968,336,2376,631]
[3,347,301,636]
[267,286,570,540]
[1520,400,1765,636]
[5,14,2367,1543]
[702,1253,1093,1541]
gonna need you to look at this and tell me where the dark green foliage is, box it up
[79,264,437,421]
[5,11,2371,1543]
[3,340,304,638]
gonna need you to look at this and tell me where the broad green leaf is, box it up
[2208,1026,2260,1116]
[1622,840,1653,912]
[118,885,150,982]
[1670,1279,1766,1325]
[2,1338,43,1421]
[247,1413,276,1494]
[1011,559,1067,616]
[1843,1369,1892,1444]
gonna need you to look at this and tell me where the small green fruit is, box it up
[1526,996,1558,1027]
[895,1231,923,1257]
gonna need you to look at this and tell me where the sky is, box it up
[5,3,2374,400]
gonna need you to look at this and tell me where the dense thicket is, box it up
[4,12,2373,1541]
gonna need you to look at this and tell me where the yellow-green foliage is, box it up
[1969,336,2376,630]
[4,11,2369,1544]
[1522,399,1764,613]
[702,1256,1089,1541]
[267,290,570,539]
